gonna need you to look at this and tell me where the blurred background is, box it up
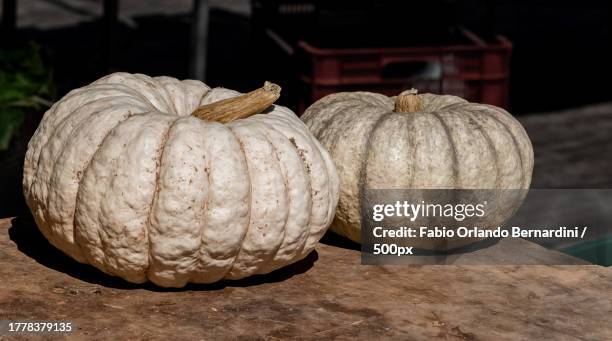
[1,0,612,219]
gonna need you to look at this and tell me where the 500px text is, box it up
[372,244,413,256]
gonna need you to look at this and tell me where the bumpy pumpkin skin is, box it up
[23,72,339,287]
[302,92,533,247]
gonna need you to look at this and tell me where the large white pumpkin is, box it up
[302,90,533,247]
[23,72,339,287]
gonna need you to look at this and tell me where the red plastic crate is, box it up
[297,28,512,111]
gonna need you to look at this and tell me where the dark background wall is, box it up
[460,0,612,112]
[2,1,611,113]
[251,0,612,113]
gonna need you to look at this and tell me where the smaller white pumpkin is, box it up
[302,89,533,249]
[23,73,339,287]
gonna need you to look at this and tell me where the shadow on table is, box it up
[320,231,361,251]
[8,212,318,292]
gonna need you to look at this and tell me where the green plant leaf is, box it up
[0,42,53,150]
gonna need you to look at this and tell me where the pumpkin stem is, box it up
[394,88,422,113]
[192,81,281,123]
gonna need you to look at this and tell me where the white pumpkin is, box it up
[23,72,339,287]
[302,90,533,248]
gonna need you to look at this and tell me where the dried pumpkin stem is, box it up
[192,81,281,123]
[394,88,422,113]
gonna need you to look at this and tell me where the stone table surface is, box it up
[0,217,610,340]
[518,102,612,189]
